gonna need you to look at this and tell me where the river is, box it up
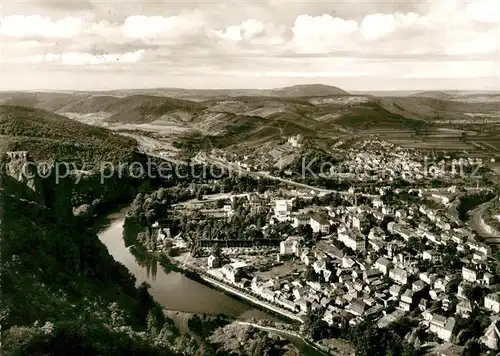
[97,208,329,355]
[97,208,276,320]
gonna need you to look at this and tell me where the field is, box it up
[2,85,500,161]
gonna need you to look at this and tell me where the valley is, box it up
[2,84,500,356]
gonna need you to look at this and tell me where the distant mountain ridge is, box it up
[4,84,350,100]
[2,84,500,159]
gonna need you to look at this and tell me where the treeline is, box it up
[123,176,282,248]
[123,186,195,248]
[0,181,184,355]
[457,191,496,221]
[0,105,138,167]
[302,310,423,356]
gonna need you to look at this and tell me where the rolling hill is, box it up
[409,91,457,100]
[0,105,137,166]
[377,96,500,121]
[2,84,500,158]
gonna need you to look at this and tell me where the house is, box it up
[365,280,387,293]
[251,277,263,294]
[372,197,384,208]
[280,236,302,256]
[389,284,402,297]
[338,230,366,251]
[422,250,435,261]
[369,240,385,252]
[389,267,408,285]
[462,266,480,282]
[400,289,414,311]
[274,199,293,221]
[434,278,452,293]
[473,250,487,262]
[368,227,386,241]
[482,320,500,350]
[354,280,365,292]
[457,281,470,299]
[260,288,276,302]
[372,211,385,221]
[277,296,298,312]
[429,289,440,301]
[295,298,309,313]
[300,250,313,265]
[429,314,457,342]
[412,280,427,293]
[310,215,330,234]
[363,269,382,282]
[312,259,327,274]
[483,272,495,286]
[348,299,367,316]
[419,272,437,285]
[468,242,491,256]
[323,307,337,326]
[320,296,331,308]
[456,300,473,318]
[221,262,247,283]
[374,257,393,275]
[293,287,308,300]
[207,254,221,268]
[391,224,413,241]
[419,298,429,312]
[292,214,310,228]
[485,293,500,313]
[342,257,356,269]
[395,209,407,219]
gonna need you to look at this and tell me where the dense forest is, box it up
[457,191,496,221]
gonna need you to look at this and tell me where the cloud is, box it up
[1,1,499,90]
[465,0,500,23]
[209,19,270,42]
[211,25,243,41]
[401,61,497,79]
[291,14,359,53]
[240,19,265,39]
[263,71,369,78]
[7,49,146,65]
[120,13,205,43]
[0,15,83,38]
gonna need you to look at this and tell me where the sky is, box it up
[1,0,499,91]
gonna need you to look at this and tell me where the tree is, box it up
[108,302,126,327]
[216,199,225,208]
[407,237,425,252]
[301,309,324,340]
[298,224,313,242]
[147,309,159,335]
[190,239,202,257]
[462,338,481,356]
[210,243,222,259]
[302,265,318,282]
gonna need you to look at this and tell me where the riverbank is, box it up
[237,321,339,356]
[98,217,278,320]
[197,271,304,323]
[469,197,500,243]
[131,245,303,323]
[97,215,336,355]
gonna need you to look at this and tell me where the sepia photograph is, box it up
[0,0,499,355]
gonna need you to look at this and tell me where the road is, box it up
[468,197,500,243]
[236,321,332,356]
[194,152,376,198]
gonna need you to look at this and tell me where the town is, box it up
[128,139,500,356]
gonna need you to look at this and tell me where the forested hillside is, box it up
[0,105,137,166]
